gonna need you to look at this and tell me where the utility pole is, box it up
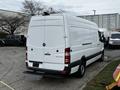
[93,10,96,15]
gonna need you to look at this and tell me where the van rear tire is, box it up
[74,61,86,78]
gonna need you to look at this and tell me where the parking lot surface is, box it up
[0,47,120,90]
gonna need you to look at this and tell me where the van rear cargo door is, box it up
[27,19,45,63]
[44,16,66,64]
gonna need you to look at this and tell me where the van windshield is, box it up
[111,34,120,39]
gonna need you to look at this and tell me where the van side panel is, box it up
[26,14,104,75]
[66,15,103,73]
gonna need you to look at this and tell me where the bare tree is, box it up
[22,0,62,16]
[47,7,66,14]
[0,16,26,35]
[22,0,45,16]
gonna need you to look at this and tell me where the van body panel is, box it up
[26,14,104,75]
[27,15,66,71]
[44,26,65,64]
[66,15,103,65]
[27,27,45,62]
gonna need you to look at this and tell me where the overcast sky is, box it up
[0,0,120,15]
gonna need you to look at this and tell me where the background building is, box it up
[79,13,120,31]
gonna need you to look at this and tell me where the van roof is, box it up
[31,13,97,27]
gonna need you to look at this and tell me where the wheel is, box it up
[74,61,86,78]
[0,40,4,47]
[33,70,37,73]
[98,51,104,62]
[108,44,113,49]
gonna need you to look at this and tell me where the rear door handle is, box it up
[44,53,51,55]
[82,43,92,45]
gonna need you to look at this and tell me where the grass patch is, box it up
[84,59,120,90]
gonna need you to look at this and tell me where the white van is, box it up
[26,14,104,77]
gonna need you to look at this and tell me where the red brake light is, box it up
[65,48,71,64]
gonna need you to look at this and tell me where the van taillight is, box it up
[26,47,28,61]
[65,48,71,64]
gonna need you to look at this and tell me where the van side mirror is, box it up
[100,35,106,42]
[98,31,105,43]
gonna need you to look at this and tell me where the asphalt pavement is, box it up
[0,47,120,90]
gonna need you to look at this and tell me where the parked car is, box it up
[0,35,26,46]
[0,39,5,47]
[108,32,120,48]
[26,14,104,77]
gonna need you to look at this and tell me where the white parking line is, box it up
[0,81,15,90]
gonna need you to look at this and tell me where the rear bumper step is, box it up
[24,70,44,75]
[26,63,70,75]
[24,70,67,78]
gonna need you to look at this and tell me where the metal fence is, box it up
[79,13,120,31]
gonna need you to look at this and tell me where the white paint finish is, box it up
[42,63,65,71]
[86,55,101,66]
[44,17,65,64]
[66,14,103,64]
[27,47,44,62]
[44,47,65,64]
[44,26,65,47]
[28,62,33,67]
[27,26,45,62]
[70,65,79,74]
[27,27,45,47]
[27,14,104,75]
[36,62,65,71]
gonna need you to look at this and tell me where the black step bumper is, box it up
[26,62,70,76]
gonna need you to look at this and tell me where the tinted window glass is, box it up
[111,34,120,39]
